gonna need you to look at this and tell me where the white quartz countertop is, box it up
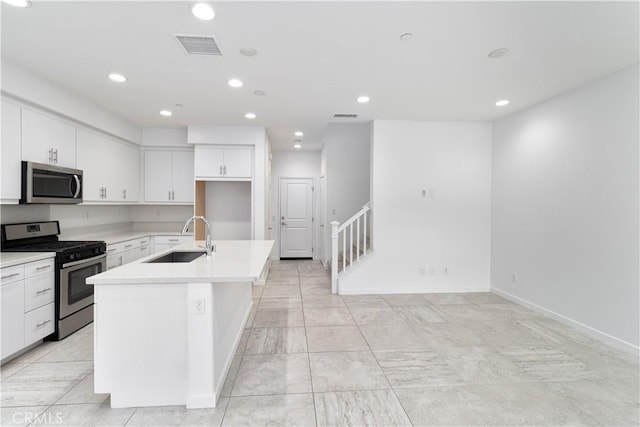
[60,230,192,245]
[87,240,274,285]
[0,252,56,269]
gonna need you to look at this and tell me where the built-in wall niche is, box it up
[195,181,251,240]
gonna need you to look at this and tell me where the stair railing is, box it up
[331,202,371,293]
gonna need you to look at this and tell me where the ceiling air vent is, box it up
[333,113,358,119]
[174,34,222,56]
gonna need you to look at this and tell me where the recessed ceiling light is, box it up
[2,0,31,7]
[160,110,173,117]
[108,73,127,83]
[239,48,258,57]
[357,96,370,103]
[245,112,256,119]
[495,99,510,107]
[228,79,243,88]
[488,48,509,59]
[294,131,304,137]
[253,90,267,96]
[191,3,215,21]
[400,33,413,41]
[294,144,302,149]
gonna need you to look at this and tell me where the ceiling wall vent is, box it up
[174,34,222,56]
[332,113,358,119]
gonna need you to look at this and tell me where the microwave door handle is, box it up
[73,175,81,198]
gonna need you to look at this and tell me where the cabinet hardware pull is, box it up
[36,320,52,328]
[54,149,58,163]
[169,190,171,200]
[168,239,179,242]
[224,165,227,175]
[220,165,223,175]
[172,190,175,200]
[123,189,127,199]
[124,244,133,248]
[1,273,20,280]
[107,248,116,252]
[48,148,53,163]
[35,265,51,271]
[36,288,52,294]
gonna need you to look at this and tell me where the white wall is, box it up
[321,123,371,263]
[1,59,141,144]
[270,151,321,259]
[204,182,252,240]
[142,128,189,147]
[491,64,639,351]
[0,204,194,237]
[340,120,492,294]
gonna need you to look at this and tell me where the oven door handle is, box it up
[62,254,106,269]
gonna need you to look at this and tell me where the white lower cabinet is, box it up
[1,278,25,359]
[106,237,152,270]
[1,257,55,361]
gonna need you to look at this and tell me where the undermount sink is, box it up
[144,251,206,264]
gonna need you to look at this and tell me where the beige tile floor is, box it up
[1,260,638,426]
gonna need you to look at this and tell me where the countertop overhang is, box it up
[87,240,274,285]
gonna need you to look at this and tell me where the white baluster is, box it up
[349,224,353,267]
[356,217,360,262]
[342,228,346,272]
[331,221,339,294]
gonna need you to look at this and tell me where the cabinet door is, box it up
[24,302,55,345]
[194,147,224,178]
[1,280,25,359]
[171,151,194,202]
[24,273,55,312]
[223,148,253,178]
[144,151,173,202]
[1,100,22,201]
[22,108,53,165]
[51,119,76,168]
[114,142,140,202]
[77,129,110,202]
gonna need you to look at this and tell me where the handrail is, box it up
[331,202,371,294]
[338,202,371,232]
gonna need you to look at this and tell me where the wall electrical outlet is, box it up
[418,268,426,275]
[195,298,206,315]
[444,267,449,275]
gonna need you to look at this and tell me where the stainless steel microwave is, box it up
[21,161,83,204]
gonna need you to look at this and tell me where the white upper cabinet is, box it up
[144,150,194,203]
[22,108,76,168]
[1,100,22,201]
[77,129,139,203]
[194,146,252,180]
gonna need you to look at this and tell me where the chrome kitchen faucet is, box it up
[181,215,215,257]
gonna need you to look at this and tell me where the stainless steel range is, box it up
[1,221,106,340]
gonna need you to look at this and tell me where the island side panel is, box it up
[94,283,188,408]
[213,282,253,399]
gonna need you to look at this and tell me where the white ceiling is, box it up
[2,1,638,151]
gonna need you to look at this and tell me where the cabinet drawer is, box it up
[24,259,55,278]
[154,235,192,245]
[24,274,55,312]
[106,241,126,256]
[1,265,24,284]
[24,302,55,345]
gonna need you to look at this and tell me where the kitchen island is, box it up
[86,240,273,409]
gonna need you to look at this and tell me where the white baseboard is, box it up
[339,285,490,295]
[492,287,639,355]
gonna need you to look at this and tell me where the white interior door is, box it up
[280,178,313,259]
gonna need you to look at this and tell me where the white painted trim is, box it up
[339,286,490,295]
[492,287,640,355]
